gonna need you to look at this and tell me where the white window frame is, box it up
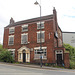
[19,53,21,59]
[22,24,28,32]
[34,47,47,59]
[37,21,44,29]
[21,33,28,44]
[8,49,15,59]
[8,35,14,45]
[9,27,15,34]
[37,31,45,43]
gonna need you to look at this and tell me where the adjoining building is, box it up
[3,8,69,67]
[63,32,75,47]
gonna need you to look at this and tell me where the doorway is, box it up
[23,50,26,63]
[57,54,62,65]
[18,46,30,63]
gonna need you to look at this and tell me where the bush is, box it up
[45,63,48,66]
[63,44,75,69]
[27,62,30,65]
[70,60,75,69]
[0,50,14,63]
[63,44,75,59]
[0,44,14,63]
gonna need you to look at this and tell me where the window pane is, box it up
[34,48,47,59]
[9,37,14,45]
[37,22,44,29]
[22,25,28,32]
[41,33,44,38]
[19,53,21,59]
[37,32,45,43]
[41,23,44,29]
[37,24,40,29]
[21,34,28,44]
[38,33,40,39]
[9,28,15,34]
[10,51,15,58]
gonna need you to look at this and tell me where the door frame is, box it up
[23,52,26,62]
[17,46,30,63]
[57,54,62,65]
[55,50,63,65]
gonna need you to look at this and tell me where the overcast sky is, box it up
[0,0,75,44]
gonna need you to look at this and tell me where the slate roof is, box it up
[5,15,53,28]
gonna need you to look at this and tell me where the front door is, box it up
[57,54,62,66]
[23,53,26,62]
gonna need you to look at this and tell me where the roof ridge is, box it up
[5,14,53,28]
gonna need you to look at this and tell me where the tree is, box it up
[63,44,75,59]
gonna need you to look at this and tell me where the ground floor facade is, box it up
[8,45,69,68]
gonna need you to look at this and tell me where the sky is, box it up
[0,0,75,44]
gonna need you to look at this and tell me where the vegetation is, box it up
[0,44,14,63]
[63,44,75,69]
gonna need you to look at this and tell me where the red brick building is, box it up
[3,8,69,67]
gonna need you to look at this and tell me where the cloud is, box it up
[64,15,75,18]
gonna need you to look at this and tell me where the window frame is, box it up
[8,35,14,45]
[19,53,21,59]
[37,31,45,43]
[9,27,15,34]
[37,21,44,29]
[21,33,28,44]
[22,24,28,32]
[34,47,47,59]
[8,49,15,59]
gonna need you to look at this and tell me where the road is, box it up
[0,63,75,75]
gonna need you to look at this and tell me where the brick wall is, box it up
[3,19,56,63]
[64,53,70,68]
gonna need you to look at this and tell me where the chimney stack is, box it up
[10,17,15,24]
[53,7,58,31]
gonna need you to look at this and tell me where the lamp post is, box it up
[34,0,42,67]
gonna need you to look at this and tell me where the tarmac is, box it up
[0,62,75,72]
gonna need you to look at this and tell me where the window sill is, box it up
[37,28,44,30]
[21,43,28,45]
[8,44,14,46]
[34,58,47,60]
[9,32,14,34]
[37,42,45,44]
[22,30,28,32]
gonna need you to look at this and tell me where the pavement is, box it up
[0,62,75,72]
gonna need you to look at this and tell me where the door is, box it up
[57,54,62,65]
[23,53,26,62]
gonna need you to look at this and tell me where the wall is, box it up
[3,19,56,63]
[64,52,70,68]
[63,32,75,47]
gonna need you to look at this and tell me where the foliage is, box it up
[63,44,75,59]
[45,63,48,66]
[63,44,75,69]
[0,44,14,63]
[15,62,20,64]
[0,44,7,51]
[70,59,75,69]
[27,62,30,65]
[0,44,3,51]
